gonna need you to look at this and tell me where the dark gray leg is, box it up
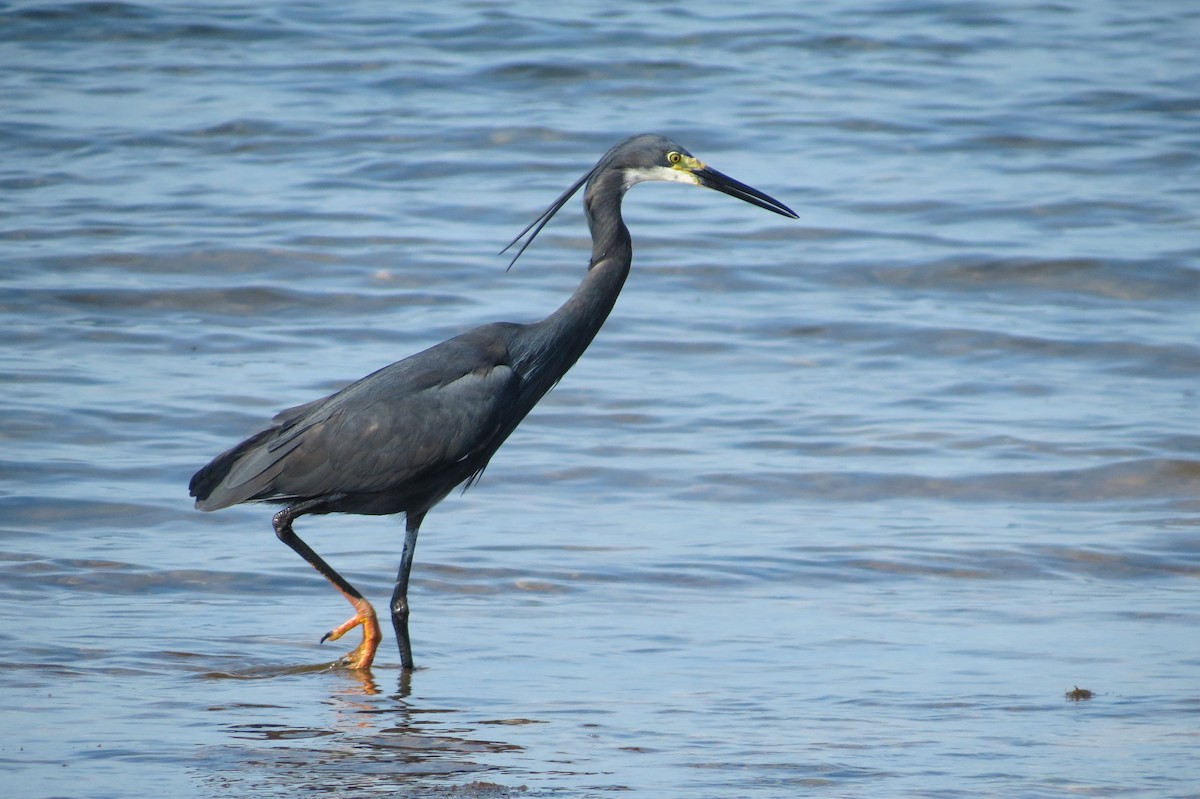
[273,501,381,669]
[273,501,363,603]
[391,512,424,670]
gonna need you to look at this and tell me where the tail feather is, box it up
[189,427,279,511]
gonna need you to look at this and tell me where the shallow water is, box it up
[3,1,1199,797]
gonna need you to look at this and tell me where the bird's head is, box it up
[503,133,797,269]
[603,134,799,219]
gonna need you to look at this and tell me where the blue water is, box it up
[3,1,1199,797]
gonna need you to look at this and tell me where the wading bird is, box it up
[190,134,797,670]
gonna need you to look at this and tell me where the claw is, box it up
[318,597,381,670]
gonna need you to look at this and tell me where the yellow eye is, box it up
[666,151,682,165]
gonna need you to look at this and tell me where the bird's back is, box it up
[190,323,532,517]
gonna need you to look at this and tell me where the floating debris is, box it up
[1065,686,1094,701]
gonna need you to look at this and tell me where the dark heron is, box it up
[190,133,798,670]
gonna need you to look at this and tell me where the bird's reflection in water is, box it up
[200,668,527,796]
[333,661,383,697]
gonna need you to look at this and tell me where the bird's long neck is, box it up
[514,169,633,386]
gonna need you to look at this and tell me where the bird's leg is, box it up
[273,504,381,670]
[390,512,424,670]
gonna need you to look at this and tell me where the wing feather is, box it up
[192,324,523,511]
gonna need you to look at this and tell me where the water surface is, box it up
[2,1,1199,797]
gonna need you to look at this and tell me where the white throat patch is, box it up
[620,165,700,193]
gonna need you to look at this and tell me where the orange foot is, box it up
[320,596,381,670]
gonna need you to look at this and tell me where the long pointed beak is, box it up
[693,166,799,219]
